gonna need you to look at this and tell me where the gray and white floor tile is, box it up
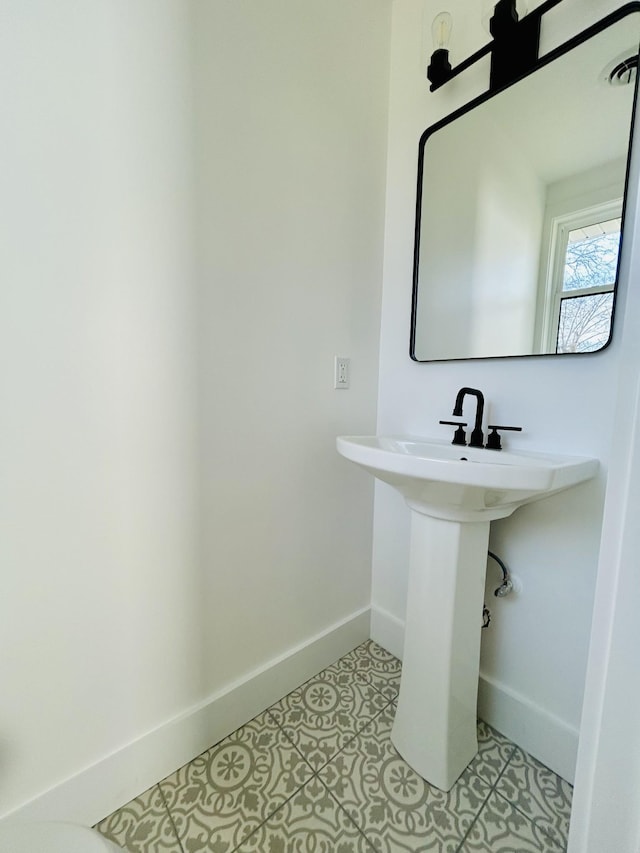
[94,640,573,853]
[267,660,390,772]
[336,639,403,701]
[467,721,517,788]
[94,784,180,853]
[319,704,490,852]
[495,746,572,850]
[460,790,565,852]
[159,710,311,852]
[236,776,377,852]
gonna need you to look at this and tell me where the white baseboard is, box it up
[370,604,578,784]
[3,607,370,827]
[370,602,405,660]
[477,671,578,784]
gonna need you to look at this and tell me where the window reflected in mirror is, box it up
[555,215,620,353]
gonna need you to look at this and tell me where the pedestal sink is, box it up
[337,435,598,791]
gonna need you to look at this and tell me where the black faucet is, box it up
[453,387,485,448]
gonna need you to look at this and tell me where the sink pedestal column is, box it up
[391,510,491,792]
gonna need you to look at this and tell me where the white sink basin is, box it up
[337,432,598,790]
[337,435,598,521]
[337,433,598,790]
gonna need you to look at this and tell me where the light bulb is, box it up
[431,11,453,51]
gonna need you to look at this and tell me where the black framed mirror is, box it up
[411,5,640,362]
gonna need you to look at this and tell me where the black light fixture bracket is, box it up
[428,0,564,93]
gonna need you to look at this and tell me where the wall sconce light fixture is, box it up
[427,0,564,93]
[427,12,453,88]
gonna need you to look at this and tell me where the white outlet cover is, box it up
[334,356,350,389]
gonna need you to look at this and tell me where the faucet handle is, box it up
[439,420,467,447]
[486,424,522,451]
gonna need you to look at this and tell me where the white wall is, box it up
[373,0,632,782]
[569,133,640,848]
[0,0,390,820]
[0,0,200,816]
[192,0,390,706]
[472,131,543,354]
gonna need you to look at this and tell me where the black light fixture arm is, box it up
[428,0,564,93]
[428,41,492,90]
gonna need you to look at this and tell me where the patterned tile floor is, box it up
[95,641,572,852]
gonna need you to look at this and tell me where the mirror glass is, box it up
[411,11,639,362]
